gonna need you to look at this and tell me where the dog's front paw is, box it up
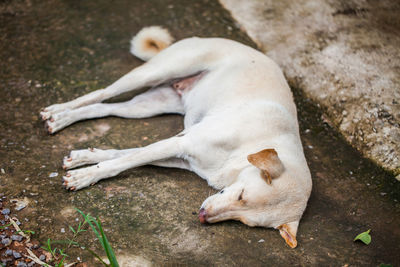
[63,166,101,191]
[63,148,99,170]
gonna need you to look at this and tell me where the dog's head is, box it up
[199,149,311,248]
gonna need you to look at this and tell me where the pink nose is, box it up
[199,208,208,224]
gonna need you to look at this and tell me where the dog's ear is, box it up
[277,221,299,248]
[247,149,284,184]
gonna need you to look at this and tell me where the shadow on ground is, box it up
[0,0,399,265]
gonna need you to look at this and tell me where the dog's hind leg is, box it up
[41,38,210,121]
[62,135,188,190]
[45,86,183,133]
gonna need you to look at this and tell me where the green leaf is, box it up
[379,264,392,267]
[97,218,119,267]
[354,229,371,245]
[69,225,76,234]
[0,223,12,229]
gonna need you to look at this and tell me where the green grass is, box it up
[40,208,120,266]
[76,208,120,267]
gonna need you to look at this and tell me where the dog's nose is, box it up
[199,208,208,224]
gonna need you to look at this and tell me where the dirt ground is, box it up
[1,0,399,266]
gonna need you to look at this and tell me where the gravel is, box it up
[13,250,22,259]
[1,208,10,215]
[1,237,11,246]
[11,234,23,241]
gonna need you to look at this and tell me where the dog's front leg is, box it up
[62,136,186,190]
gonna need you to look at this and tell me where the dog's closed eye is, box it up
[220,189,224,194]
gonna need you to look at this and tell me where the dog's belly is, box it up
[172,72,205,96]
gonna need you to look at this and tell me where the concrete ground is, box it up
[0,0,399,266]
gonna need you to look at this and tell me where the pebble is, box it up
[17,262,27,267]
[15,203,26,211]
[11,235,23,241]
[49,172,58,178]
[0,168,4,174]
[1,238,11,246]
[1,208,10,215]
[5,249,13,256]
[258,239,265,243]
[61,227,65,233]
[13,251,21,259]
[1,259,11,265]
[39,254,46,261]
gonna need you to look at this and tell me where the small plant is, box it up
[16,229,35,235]
[67,219,87,247]
[76,208,119,267]
[42,238,68,267]
[0,223,12,229]
[38,209,119,266]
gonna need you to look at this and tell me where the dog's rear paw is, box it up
[44,119,60,134]
[63,166,101,191]
[40,110,52,121]
[40,104,64,120]
[43,111,73,134]
[41,104,73,134]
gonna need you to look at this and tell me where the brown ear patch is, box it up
[247,149,285,185]
[278,223,298,248]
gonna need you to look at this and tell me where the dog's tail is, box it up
[130,26,174,61]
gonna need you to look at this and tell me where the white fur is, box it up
[41,29,312,247]
[130,26,174,61]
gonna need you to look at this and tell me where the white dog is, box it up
[40,26,312,248]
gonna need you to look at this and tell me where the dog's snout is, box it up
[199,208,208,224]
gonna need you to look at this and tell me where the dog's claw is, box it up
[66,172,71,177]
[70,186,76,191]
[66,157,72,162]
[44,121,53,134]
